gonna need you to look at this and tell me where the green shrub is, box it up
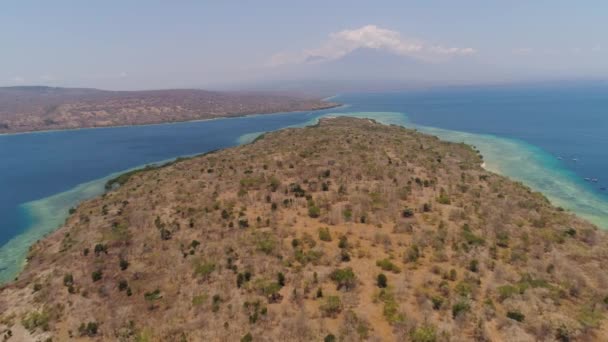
[91,270,103,282]
[320,296,343,317]
[410,324,437,342]
[506,310,525,322]
[324,334,336,342]
[241,332,253,342]
[338,236,348,249]
[194,261,216,278]
[469,259,479,272]
[330,268,357,291]
[255,232,276,255]
[119,258,129,271]
[144,289,162,301]
[405,245,420,262]
[212,294,222,312]
[497,284,520,301]
[118,280,128,291]
[376,259,401,273]
[277,272,286,287]
[308,204,321,218]
[78,321,99,337]
[93,243,107,256]
[377,274,388,288]
[63,273,74,287]
[431,296,444,310]
[21,309,51,332]
[452,301,470,318]
[461,224,485,246]
[402,208,414,218]
[318,227,332,242]
[378,289,404,324]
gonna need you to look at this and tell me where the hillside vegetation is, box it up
[0,86,337,133]
[1,117,607,341]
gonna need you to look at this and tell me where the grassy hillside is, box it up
[0,86,337,133]
[1,117,607,341]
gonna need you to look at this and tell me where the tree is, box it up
[91,270,103,282]
[377,274,388,288]
[330,268,356,291]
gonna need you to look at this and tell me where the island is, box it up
[0,86,339,134]
[1,117,606,341]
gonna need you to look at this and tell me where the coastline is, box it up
[0,102,342,137]
[2,108,608,283]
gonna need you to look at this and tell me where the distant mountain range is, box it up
[0,86,338,134]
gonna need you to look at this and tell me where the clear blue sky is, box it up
[1,1,607,89]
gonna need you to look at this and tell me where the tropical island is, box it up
[0,86,338,134]
[1,117,607,341]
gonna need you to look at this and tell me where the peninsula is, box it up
[0,86,338,134]
[1,118,606,341]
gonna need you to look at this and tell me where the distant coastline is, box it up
[0,86,340,135]
[0,102,341,136]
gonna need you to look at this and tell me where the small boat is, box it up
[584,178,591,182]
[557,156,563,160]
[600,187,607,191]
[572,158,578,161]
[592,178,599,183]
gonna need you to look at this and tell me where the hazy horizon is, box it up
[3,1,608,91]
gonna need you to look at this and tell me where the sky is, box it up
[1,1,607,90]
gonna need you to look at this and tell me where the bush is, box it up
[318,227,332,242]
[256,232,276,255]
[410,324,437,342]
[160,228,172,240]
[277,272,286,287]
[21,310,51,332]
[78,321,99,337]
[402,208,414,218]
[320,296,343,317]
[118,279,128,291]
[324,334,337,342]
[194,261,216,278]
[452,301,470,318]
[63,273,74,287]
[338,236,348,249]
[93,243,107,256]
[377,274,388,288]
[376,259,401,273]
[91,270,103,282]
[241,332,253,342]
[237,272,252,288]
[308,204,321,218]
[144,289,162,301]
[461,224,485,246]
[405,245,420,263]
[330,268,357,291]
[469,259,479,272]
[497,284,520,302]
[119,258,129,271]
[506,310,525,322]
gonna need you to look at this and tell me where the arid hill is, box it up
[0,86,337,134]
[1,117,608,341]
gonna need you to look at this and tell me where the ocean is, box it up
[1,83,607,282]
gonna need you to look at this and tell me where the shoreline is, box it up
[2,109,608,283]
[0,102,342,137]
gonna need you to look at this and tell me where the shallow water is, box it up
[1,84,607,282]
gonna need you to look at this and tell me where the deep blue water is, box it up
[337,85,608,196]
[1,83,607,280]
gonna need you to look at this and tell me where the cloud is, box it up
[269,25,476,66]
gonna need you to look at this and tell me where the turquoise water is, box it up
[1,84,608,282]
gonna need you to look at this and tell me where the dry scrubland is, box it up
[0,87,337,133]
[2,117,608,341]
